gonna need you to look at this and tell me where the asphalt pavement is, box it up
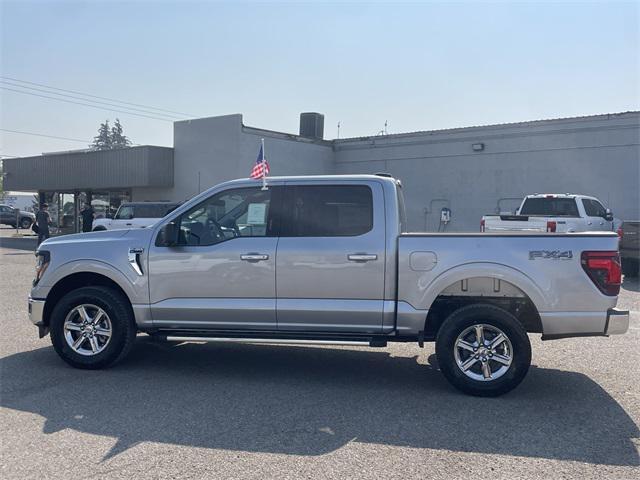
[0,243,638,479]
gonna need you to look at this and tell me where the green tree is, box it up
[110,118,131,148]
[91,120,112,150]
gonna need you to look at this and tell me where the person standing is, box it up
[36,203,52,245]
[80,202,95,232]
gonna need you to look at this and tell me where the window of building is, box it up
[282,185,373,237]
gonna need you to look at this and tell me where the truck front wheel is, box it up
[49,286,137,369]
[435,304,531,397]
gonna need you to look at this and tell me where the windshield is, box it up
[519,198,579,217]
[115,204,177,220]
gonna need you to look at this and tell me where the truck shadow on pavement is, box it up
[1,338,638,465]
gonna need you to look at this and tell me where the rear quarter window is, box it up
[519,198,579,217]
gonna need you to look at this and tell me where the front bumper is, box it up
[605,308,630,335]
[28,297,45,325]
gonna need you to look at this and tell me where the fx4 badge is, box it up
[529,250,573,260]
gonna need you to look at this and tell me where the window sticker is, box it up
[246,203,267,224]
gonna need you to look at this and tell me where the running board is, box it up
[164,336,383,347]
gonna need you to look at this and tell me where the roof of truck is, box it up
[526,193,598,200]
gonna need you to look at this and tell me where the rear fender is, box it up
[417,263,548,312]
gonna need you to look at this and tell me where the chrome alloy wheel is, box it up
[453,324,513,382]
[63,304,112,356]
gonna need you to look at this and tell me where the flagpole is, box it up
[261,137,268,190]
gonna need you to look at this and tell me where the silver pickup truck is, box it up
[28,175,629,396]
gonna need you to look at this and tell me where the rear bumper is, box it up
[605,308,630,335]
[541,308,629,340]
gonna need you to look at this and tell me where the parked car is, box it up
[619,221,640,277]
[29,175,628,397]
[0,204,35,229]
[92,202,180,231]
[481,194,615,233]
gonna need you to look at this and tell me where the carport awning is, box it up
[3,146,174,191]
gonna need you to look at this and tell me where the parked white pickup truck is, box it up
[28,175,629,396]
[92,202,179,231]
[481,194,614,233]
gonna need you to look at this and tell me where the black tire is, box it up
[435,304,531,397]
[20,217,32,229]
[92,226,107,232]
[50,286,136,369]
[621,258,639,278]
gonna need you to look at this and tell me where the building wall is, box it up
[133,112,639,232]
[4,146,173,192]
[334,112,640,231]
[132,114,334,202]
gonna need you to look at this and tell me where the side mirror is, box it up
[604,209,613,222]
[157,221,179,247]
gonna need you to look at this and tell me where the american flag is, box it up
[250,144,270,179]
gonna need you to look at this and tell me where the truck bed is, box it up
[397,231,620,337]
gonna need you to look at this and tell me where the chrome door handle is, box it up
[240,253,269,262]
[348,253,378,262]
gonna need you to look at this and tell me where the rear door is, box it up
[275,181,386,333]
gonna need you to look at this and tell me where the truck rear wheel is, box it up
[50,286,136,369]
[435,304,531,397]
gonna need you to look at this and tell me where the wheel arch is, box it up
[43,272,133,327]
[422,270,545,339]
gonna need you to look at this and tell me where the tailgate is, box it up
[621,221,640,252]
[484,215,547,232]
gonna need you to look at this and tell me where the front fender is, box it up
[33,259,148,306]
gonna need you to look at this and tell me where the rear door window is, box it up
[519,198,579,217]
[281,185,373,237]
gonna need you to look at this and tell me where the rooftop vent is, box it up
[299,112,324,140]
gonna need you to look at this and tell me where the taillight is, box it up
[546,220,556,232]
[480,219,485,232]
[581,251,621,296]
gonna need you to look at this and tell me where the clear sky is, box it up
[1,0,638,158]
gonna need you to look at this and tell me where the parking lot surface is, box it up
[0,243,638,479]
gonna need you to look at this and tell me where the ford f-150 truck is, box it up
[28,175,629,396]
[481,194,614,233]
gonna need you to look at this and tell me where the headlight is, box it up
[34,250,50,286]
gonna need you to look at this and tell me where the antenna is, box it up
[337,121,341,139]
[384,120,388,135]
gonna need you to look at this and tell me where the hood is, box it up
[39,228,152,248]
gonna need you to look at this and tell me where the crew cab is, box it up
[481,194,614,233]
[28,175,629,396]
[92,202,179,231]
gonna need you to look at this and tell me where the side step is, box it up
[162,336,386,348]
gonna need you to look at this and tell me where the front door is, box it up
[276,181,386,333]
[148,186,280,330]
[582,198,612,231]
